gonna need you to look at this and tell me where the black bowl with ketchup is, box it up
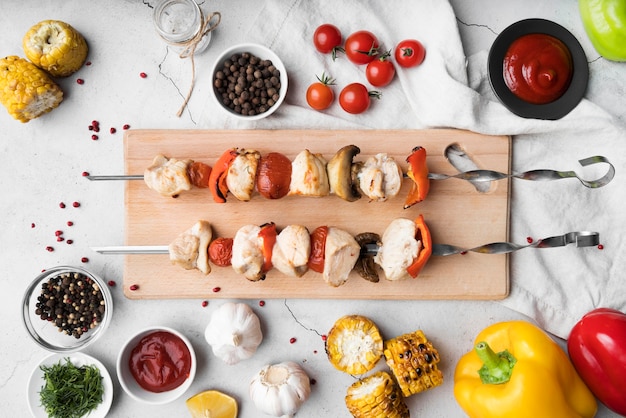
[488,18,588,120]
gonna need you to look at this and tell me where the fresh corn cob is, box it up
[384,330,443,397]
[345,371,410,418]
[0,56,63,123]
[23,20,88,77]
[326,315,383,375]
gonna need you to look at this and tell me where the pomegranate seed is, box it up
[129,284,139,291]
[313,350,318,354]
[107,280,116,286]
[91,134,98,140]
[598,244,604,250]
[212,287,221,293]
[201,300,209,307]
[93,126,100,132]
[259,300,265,307]
[289,337,297,344]
[59,202,66,208]
[92,120,99,126]
[67,221,73,226]
[88,125,94,131]
[123,124,131,130]
[321,334,327,342]
[76,78,84,85]
[81,257,89,263]
[110,127,116,134]
[46,246,54,252]
[310,378,317,385]
[66,239,74,245]
[81,171,89,177]
[526,236,533,243]
[461,251,468,255]
[57,237,64,242]
[85,61,92,66]
[55,230,63,236]
[140,72,147,78]
[31,223,36,228]
[72,201,81,208]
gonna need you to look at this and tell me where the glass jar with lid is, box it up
[153,0,214,54]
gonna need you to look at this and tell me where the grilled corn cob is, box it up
[326,315,383,375]
[345,371,410,418]
[384,330,443,397]
[0,56,63,122]
[23,20,88,77]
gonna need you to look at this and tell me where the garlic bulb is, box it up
[249,361,311,418]
[204,302,263,365]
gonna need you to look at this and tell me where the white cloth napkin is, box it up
[244,0,626,338]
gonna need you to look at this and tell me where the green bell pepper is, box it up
[579,0,626,61]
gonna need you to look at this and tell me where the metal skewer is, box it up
[92,231,600,257]
[85,156,614,189]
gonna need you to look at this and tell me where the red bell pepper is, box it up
[208,148,238,203]
[403,146,430,209]
[258,222,277,274]
[567,308,626,415]
[405,214,432,278]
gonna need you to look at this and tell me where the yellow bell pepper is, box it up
[453,320,597,418]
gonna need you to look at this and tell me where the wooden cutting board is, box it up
[123,129,511,300]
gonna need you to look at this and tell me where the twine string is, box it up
[164,10,221,117]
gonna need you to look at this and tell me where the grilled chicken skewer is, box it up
[92,218,599,285]
[86,148,614,208]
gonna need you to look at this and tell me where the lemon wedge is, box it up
[186,390,238,418]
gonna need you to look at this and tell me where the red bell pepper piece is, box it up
[406,214,432,278]
[567,307,626,415]
[404,146,430,209]
[208,148,238,203]
[258,222,277,274]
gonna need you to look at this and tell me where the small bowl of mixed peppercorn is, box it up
[22,265,113,352]
[211,43,288,120]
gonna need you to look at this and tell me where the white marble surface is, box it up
[1,1,622,417]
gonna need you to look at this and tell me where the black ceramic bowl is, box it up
[488,18,588,120]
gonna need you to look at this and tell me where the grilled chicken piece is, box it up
[271,225,311,277]
[374,218,421,281]
[357,153,403,201]
[144,154,192,197]
[323,227,361,287]
[231,224,265,281]
[226,149,260,201]
[168,220,213,274]
[289,149,330,197]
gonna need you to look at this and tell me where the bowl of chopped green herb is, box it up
[22,266,113,352]
[27,351,113,418]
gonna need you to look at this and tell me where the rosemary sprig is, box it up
[39,357,104,418]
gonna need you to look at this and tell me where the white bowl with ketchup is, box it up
[117,326,196,404]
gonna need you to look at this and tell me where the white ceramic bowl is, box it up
[22,266,113,353]
[211,43,288,120]
[117,326,196,405]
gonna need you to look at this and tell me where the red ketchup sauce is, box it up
[503,33,573,104]
[129,330,192,393]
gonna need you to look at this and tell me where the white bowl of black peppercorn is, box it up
[211,43,288,120]
[22,266,113,352]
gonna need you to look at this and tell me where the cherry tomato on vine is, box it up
[395,39,426,68]
[339,83,381,114]
[313,24,342,58]
[365,51,396,87]
[306,73,335,110]
[344,30,379,65]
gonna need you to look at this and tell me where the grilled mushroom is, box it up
[327,144,362,202]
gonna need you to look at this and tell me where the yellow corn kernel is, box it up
[326,315,383,375]
[0,56,63,123]
[345,371,409,418]
[23,20,88,77]
[384,329,443,397]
